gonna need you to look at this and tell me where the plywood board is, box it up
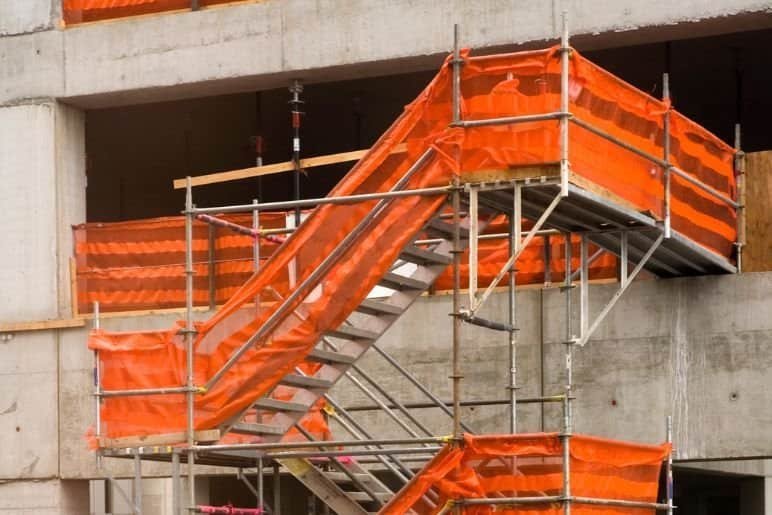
[744,151,772,272]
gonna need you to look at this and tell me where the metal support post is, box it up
[207,224,216,310]
[559,11,570,196]
[452,24,461,123]
[468,186,479,308]
[451,179,463,439]
[184,177,197,512]
[252,199,260,272]
[257,457,264,511]
[289,80,304,226]
[508,184,521,433]
[620,231,628,286]
[93,301,102,467]
[562,395,572,515]
[133,450,143,515]
[734,123,745,273]
[663,73,672,238]
[563,234,574,427]
[666,415,674,515]
[273,462,281,515]
[579,235,589,340]
[172,450,181,515]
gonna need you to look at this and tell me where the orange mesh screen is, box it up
[88,48,734,442]
[74,214,616,313]
[380,433,670,515]
[62,0,240,24]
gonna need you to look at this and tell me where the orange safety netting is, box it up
[73,214,616,313]
[62,0,238,24]
[89,47,734,442]
[380,433,671,515]
[73,213,289,313]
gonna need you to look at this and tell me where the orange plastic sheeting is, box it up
[89,48,734,442]
[62,0,238,24]
[73,213,288,313]
[380,433,670,515]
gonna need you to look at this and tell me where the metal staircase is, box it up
[208,208,476,514]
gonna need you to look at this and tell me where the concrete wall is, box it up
[2,1,772,108]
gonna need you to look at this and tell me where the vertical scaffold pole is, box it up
[559,11,570,197]
[579,234,589,340]
[93,301,102,468]
[663,73,672,238]
[468,186,478,309]
[508,185,522,434]
[562,394,572,515]
[172,450,181,515]
[133,450,143,515]
[734,124,745,273]
[273,462,281,515]
[257,457,264,511]
[451,177,463,440]
[184,177,197,513]
[450,22,463,442]
[452,24,461,124]
[289,81,304,227]
[252,199,260,272]
[666,415,674,515]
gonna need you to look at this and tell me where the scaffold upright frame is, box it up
[86,11,749,514]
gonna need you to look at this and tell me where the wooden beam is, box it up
[744,151,772,272]
[173,144,406,189]
[0,318,86,333]
[98,429,221,450]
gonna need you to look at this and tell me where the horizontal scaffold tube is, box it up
[193,184,449,215]
[192,437,446,452]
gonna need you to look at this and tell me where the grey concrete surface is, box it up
[0,479,89,515]
[2,1,772,107]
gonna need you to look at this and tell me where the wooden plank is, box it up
[459,163,560,183]
[0,318,86,333]
[98,429,221,449]
[173,143,407,189]
[744,151,772,272]
[569,172,648,216]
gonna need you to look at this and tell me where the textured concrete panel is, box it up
[0,479,89,514]
[0,332,59,479]
[0,103,58,321]
[0,0,55,36]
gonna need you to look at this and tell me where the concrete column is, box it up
[0,100,86,511]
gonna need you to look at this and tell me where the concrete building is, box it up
[0,1,771,514]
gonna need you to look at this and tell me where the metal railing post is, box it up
[184,177,197,512]
[666,415,674,515]
[559,11,570,196]
[734,124,745,273]
[663,73,672,238]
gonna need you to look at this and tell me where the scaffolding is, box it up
[89,13,742,515]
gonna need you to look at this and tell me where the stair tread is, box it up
[347,491,391,501]
[379,272,430,291]
[254,398,309,413]
[279,374,333,389]
[324,471,375,483]
[356,299,404,316]
[307,347,358,364]
[231,422,286,436]
[399,245,452,265]
[326,325,379,341]
[427,218,469,237]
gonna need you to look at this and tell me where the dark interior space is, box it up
[85,28,772,222]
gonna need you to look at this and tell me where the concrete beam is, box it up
[1,0,772,107]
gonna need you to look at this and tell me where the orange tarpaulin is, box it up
[62,0,238,24]
[73,214,616,313]
[89,47,735,442]
[380,433,670,515]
